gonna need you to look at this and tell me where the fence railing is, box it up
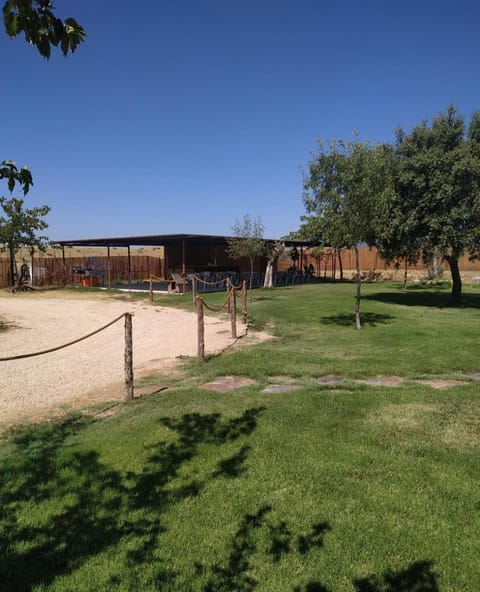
[0,312,135,400]
[195,281,248,360]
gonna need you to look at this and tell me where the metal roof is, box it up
[54,233,313,249]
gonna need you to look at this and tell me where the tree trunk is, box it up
[332,249,337,282]
[403,259,408,289]
[354,246,362,329]
[9,243,16,289]
[338,249,344,280]
[263,260,273,288]
[445,255,462,302]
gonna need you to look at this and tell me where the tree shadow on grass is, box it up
[0,407,266,591]
[364,290,480,309]
[0,411,441,592]
[197,504,438,592]
[321,312,394,327]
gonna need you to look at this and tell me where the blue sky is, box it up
[1,0,479,241]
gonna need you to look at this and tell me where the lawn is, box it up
[1,282,479,591]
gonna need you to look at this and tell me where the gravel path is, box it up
[0,291,258,428]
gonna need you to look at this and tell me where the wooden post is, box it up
[107,246,112,289]
[124,313,134,400]
[230,288,237,339]
[226,277,231,312]
[127,245,132,291]
[242,280,247,325]
[182,240,186,294]
[197,296,205,360]
[192,275,197,306]
[149,276,153,302]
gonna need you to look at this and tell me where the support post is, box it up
[192,275,197,306]
[230,288,237,339]
[182,240,186,294]
[127,245,132,291]
[226,277,231,312]
[124,313,134,400]
[149,276,153,302]
[107,246,112,289]
[197,296,205,360]
[61,245,66,286]
[242,280,247,325]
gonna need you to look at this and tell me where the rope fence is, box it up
[0,312,136,401]
[195,280,248,360]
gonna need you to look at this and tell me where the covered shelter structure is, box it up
[54,233,312,291]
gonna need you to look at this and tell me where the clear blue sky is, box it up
[1,0,479,241]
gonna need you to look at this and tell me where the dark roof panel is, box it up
[54,233,313,248]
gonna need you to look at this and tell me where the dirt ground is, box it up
[0,290,267,430]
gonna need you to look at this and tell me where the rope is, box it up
[229,278,244,290]
[191,273,228,287]
[198,289,234,312]
[0,313,129,362]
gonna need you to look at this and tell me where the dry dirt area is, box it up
[0,290,268,429]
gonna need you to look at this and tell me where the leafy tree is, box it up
[0,161,50,288]
[226,214,266,291]
[303,137,389,328]
[380,106,480,301]
[2,0,86,58]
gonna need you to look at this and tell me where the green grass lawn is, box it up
[1,282,480,591]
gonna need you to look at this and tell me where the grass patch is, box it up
[1,282,480,590]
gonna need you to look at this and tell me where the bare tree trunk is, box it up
[332,248,337,282]
[403,259,408,288]
[263,260,273,288]
[445,254,462,303]
[338,249,343,280]
[354,246,362,330]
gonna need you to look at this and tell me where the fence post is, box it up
[124,313,134,400]
[230,288,237,338]
[192,275,197,306]
[242,280,247,325]
[226,277,231,312]
[149,276,153,302]
[197,296,205,360]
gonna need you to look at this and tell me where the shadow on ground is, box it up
[364,290,480,309]
[0,411,440,591]
[321,312,394,327]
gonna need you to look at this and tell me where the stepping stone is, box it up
[356,375,403,387]
[262,384,301,394]
[317,375,346,384]
[415,379,468,389]
[201,376,257,392]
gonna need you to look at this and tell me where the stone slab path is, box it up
[199,373,479,394]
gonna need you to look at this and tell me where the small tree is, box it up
[0,161,50,288]
[226,214,266,291]
[263,240,285,288]
[303,137,389,328]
